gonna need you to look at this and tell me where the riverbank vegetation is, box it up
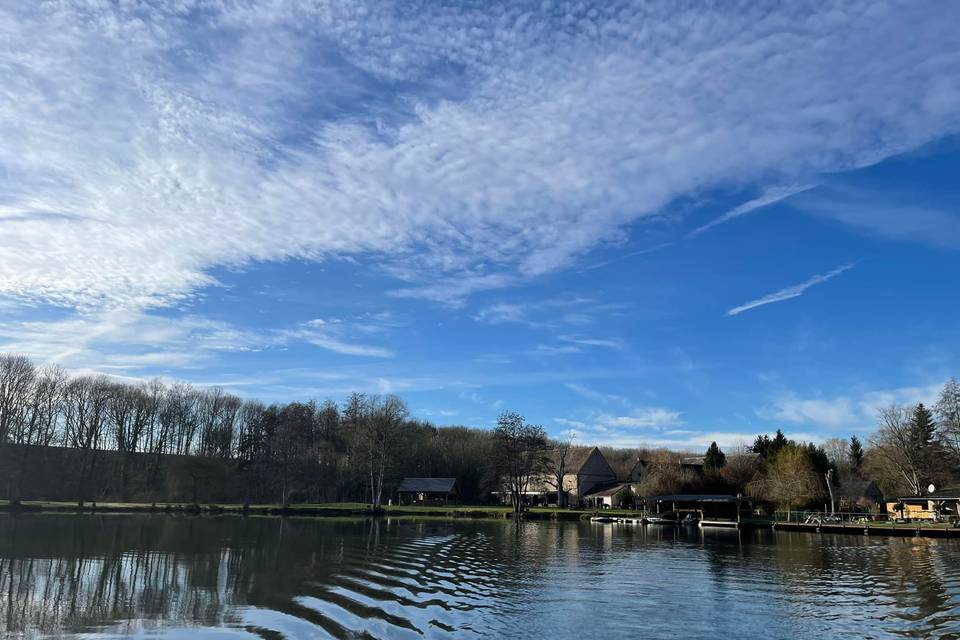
[1,353,959,513]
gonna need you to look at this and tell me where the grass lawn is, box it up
[0,500,645,520]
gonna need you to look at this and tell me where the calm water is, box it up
[1,515,960,639]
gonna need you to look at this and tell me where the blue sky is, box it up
[1,1,959,449]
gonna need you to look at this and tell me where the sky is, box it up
[1,1,960,450]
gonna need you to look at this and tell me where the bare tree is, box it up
[16,364,66,447]
[163,382,200,455]
[870,404,933,496]
[822,437,850,475]
[195,387,241,459]
[0,354,36,444]
[354,395,407,510]
[748,445,823,517]
[720,442,761,492]
[491,411,548,518]
[936,377,960,462]
[544,435,574,508]
[825,468,835,515]
[63,375,111,506]
[637,461,698,497]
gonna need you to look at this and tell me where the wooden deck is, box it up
[699,519,739,528]
[775,521,960,538]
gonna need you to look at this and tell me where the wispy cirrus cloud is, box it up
[788,182,960,250]
[0,311,397,374]
[281,319,395,359]
[689,184,817,237]
[726,263,856,316]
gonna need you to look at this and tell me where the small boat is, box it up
[590,516,618,523]
[680,514,699,526]
[647,512,679,527]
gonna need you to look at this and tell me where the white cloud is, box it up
[788,183,960,250]
[473,303,529,325]
[761,396,858,428]
[559,335,624,350]
[0,2,958,313]
[0,310,396,373]
[599,409,684,429]
[564,383,629,406]
[689,184,816,236]
[759,381,946,429]
[726,263,856,316]
[0,310,268,372]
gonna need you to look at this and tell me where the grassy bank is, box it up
[0,499,643,520]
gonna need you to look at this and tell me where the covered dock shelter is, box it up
[887,491,960,522]
[644,494,752,527]
[397,478,458,505]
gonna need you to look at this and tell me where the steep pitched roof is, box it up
[836,479,881,499]
[584,482,631,497]
[548,446,597,473]
[397,477,457,493]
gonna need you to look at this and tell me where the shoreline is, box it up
[0,500,601,520]
[5,501,960,539]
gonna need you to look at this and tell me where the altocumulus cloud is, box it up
[0,1,959,312]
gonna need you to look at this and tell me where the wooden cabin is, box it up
[887,491,960,521]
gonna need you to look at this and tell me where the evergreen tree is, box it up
[805,442,831,476]
[909,403,937,449]
[848,435,863,471]
[704,441,726,470]
[771,429,789,456]
[752,434,772,458]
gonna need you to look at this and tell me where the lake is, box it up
[1,514,959,639]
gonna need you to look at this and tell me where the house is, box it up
[835,479,883,512]
[496,446,618,507]
[628,458,652,482]
[886,490,960,521]
[556,447,619,507]
[397,478,458,505]
[584,482,633,509]
[679,456,706,473]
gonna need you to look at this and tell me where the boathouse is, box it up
[644,494,752,526]
[397,478,458,505]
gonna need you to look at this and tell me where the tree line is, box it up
[0,353,492,506]
[669,380,960,514]
[2,352,959,511]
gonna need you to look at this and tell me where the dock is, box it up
[590,516,644,524]
[774,521,960,538]
[699,519,739,528]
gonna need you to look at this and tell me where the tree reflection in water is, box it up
[2,515,960,639]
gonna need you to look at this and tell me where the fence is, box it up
[775,509,960,528]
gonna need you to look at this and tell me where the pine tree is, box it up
[704,441,726,470]
[752,434,771,458]
[771,429,789,457]
[848,435,863,471]
[909,403,937,449]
